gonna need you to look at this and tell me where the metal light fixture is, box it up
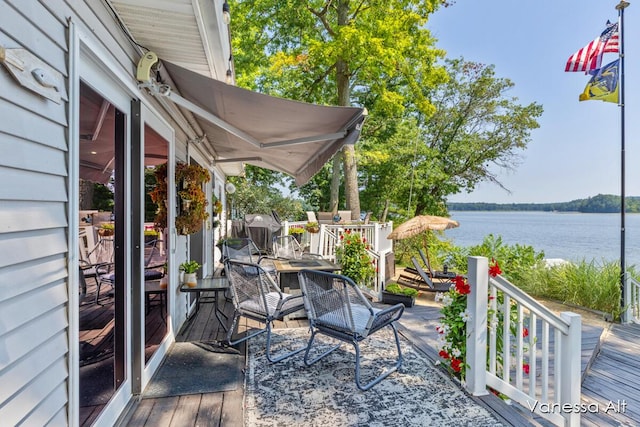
[222,1,231,24]
[225,68,233,84]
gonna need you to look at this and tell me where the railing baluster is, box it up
[528,312,537,398]
[503,294,511,384]
[516,304,524,389]
[489,285,497,375]
[541,321,549,402]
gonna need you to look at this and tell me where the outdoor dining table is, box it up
[272,258,340,320]
[179,276,230,331]
[272,258,341,291]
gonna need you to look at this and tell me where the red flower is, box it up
[439,350,449,359]
[523,363,530,374]
[340,235,344,240]
[363,237,367,242]
[345,230,351,234]
[523,327,529,338]
[451,358,462,372]
[454,276,470,295]
[489,259,502,277]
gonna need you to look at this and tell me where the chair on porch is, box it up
[95,238,165,305]
[297,269,405,391]
[223,260,307,362]
[272,235,322,260]
[222,237,276,276]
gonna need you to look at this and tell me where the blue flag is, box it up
[579,59,619,103]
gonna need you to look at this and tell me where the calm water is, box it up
[444,211,640,265]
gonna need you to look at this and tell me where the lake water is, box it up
[444,211,640,265]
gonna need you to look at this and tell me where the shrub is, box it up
[336,230,376,287]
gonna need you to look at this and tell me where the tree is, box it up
[230,0,449,220]
[359,59,543,217]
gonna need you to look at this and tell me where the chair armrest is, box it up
[370,303,404,334]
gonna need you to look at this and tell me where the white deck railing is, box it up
[466,257,581,427]
[281,221,394,298]
[626,275,640,323]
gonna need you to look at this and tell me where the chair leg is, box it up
[303,329,341,366]
[226,313,268,346]
[264,322,306,363]
[354,323,403,391]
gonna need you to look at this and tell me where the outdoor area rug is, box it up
[143,341,242,398]
[246,328,502,426]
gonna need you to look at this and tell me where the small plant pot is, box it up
[381,290,415,307]
[183,272,198,287]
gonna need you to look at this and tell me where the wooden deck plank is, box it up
[125,398,155,427]
[143,396,180,427]
[195,393,223,427]
[169,394,202,427]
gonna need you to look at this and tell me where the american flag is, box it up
[565,21,619,73]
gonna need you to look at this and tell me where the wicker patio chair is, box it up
[224,260,307,362]
[297,269,405,391]
[272,235,322,260]
[222,237,276,276]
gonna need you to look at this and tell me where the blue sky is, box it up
[428,0,639,203]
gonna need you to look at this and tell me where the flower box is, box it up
[381,290,415,307]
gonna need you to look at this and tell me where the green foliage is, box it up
[179,260,201,274]
[228,167,306,221]
[436,278,470,378]
[92,183,114,212]
[385,283,419,297]
[519,260,627,320]
[449,193,640,213]
[336,231,376,287]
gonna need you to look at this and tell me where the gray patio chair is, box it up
[224,260,306,362]
[222,237,276,276]
[272,235,322,260]
[297,269,405,391]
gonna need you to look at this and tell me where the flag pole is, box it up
[616,0,630,320]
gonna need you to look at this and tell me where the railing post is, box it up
[466,256,489,396]
[623,274,631,323]
[560,312,581,427]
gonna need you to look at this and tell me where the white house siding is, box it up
[0,0,215,425]
[0,0,71,424]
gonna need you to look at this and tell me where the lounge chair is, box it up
[397,257,454,292]
[224,260,307,362]
[418,248,457,280]
[297,269,404,391]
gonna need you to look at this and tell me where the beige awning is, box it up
[158,61,366,186]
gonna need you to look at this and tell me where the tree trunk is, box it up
[381,199,390,223]
[79,179,95,210]
[343,145,360,220]
[330,153,341,214]
[334,0,361,221]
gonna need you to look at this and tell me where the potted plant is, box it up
[288,225,306,242]
[305,221,320,233]
[98,223,115,236]
[179,260,201,287]
[382,283,418,307]
[336,230,376,289]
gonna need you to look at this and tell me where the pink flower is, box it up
[523,363,530,374]
[523,328,529,338]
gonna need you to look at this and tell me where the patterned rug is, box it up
[245,328,503,426]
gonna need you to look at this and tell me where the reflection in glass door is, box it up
[78,81,126,425]
[143,124,169,362]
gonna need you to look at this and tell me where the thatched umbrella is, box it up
[387,215,460,269]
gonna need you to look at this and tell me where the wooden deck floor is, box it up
[119,290,638,427]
